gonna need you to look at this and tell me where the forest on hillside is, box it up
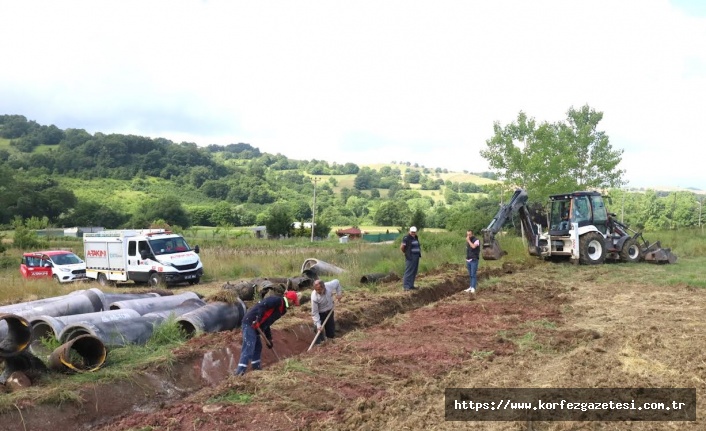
[0,114,702,238]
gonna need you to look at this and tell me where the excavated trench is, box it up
[1,263,525,431]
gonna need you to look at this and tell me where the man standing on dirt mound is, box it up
[464,229,480,294]
[235,290,300,376]
[400,226,422,291]
[311,279,343,344]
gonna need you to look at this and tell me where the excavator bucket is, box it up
[642,241,677,264]
[481,231,506,260]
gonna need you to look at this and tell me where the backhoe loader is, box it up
[481,189,677,265]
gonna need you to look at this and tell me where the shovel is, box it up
[307,308,334,352]
[255,326,281,361]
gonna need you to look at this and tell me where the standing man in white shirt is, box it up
[311,279,343,344]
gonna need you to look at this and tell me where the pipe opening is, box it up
[50,335,106,373]
[0,314,31,357]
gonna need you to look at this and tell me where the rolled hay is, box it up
[222,281,258,301]
[204,289,240,305]
[301,258,345,276]
[48,334,106,373]
[360,272,400,284]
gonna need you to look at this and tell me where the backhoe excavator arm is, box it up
[481,188,540,260]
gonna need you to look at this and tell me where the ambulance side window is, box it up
[128,241,137,257]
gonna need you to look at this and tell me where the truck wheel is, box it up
[53,275,61,284]
[148,273,164,288]
[620,238,642,263]
[97,273,112,287]
[579,232,606,265]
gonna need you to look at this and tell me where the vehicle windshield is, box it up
[150,237,190,255]
[549,199,572,231]
[52,253,83,265]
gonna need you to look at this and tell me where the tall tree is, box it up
[481,105,624,201]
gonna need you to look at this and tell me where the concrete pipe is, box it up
[288,275,315,291]
[59,315,164,347]
[29,309,142,357]
[0,294,70,315]
[60,299,207,347]
[142,298,207,319]
[48,334,107,373]
[108,291,201,315]
[99,291,161,310]
[176,298,247,337]
[301,258,345,276]
[0,314,31,357]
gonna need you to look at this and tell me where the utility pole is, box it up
[311,177,319,242]
[697,197,703,233]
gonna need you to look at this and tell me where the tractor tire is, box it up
[620,238,642,263]
[148,273,165,288]
[579,232,606,265]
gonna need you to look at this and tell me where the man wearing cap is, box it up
[400,226,422,291]
[311,279,343,344]
[234,290,299,376]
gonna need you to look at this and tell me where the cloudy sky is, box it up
[1,0,705,189]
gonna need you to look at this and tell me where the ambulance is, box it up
[83,229,203,287]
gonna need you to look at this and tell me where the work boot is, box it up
[234,366,246,376]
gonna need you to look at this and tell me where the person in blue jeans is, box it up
[235,291,299,376]
[464,229,480,293]
[400,226,422,291]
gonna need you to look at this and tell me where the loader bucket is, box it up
[481,231,506,261]
[642,241,677,264]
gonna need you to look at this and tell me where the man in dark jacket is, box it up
[400,226,422,291]
[235,291,299,376]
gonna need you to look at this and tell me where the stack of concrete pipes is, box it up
[0,288,246,378]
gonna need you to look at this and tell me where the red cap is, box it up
[284,290,299,306]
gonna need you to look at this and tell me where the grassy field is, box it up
[0,227,702,305]
[0,227,704,427]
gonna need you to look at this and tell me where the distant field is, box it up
[304,162,496,199]
[57,177,220,211]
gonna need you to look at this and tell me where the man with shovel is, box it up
[311,279,343,346]
[234,290,300,376]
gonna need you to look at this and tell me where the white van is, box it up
[83,229,203,287]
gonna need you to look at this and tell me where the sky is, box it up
[1,0,705,190]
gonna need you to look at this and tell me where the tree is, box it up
[558,105,624,191]
[264,203,292,237]
[481,105,624,201]
[409,207,426,230]
[62,200,128,228]
[132,196,191,229]
[373,200,410,226]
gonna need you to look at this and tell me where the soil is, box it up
[2,261,705,431]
